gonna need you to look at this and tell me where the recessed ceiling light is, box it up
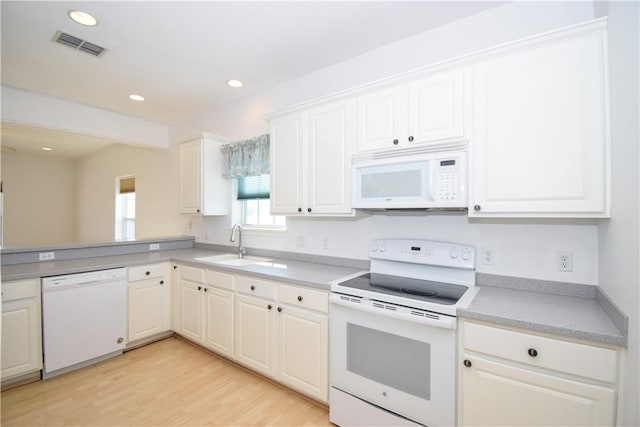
[42,147,53,151]
[129,94,145,102]
[68,10,98,26]
[227,79,244,88]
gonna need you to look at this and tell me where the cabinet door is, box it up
[460,355,615,426]
[203,287,234,358]
[471,32,607,216]
[356,86,406,152]
[408,68,465,144]
[1,298,42,379]
[307,100,354,214]
[128,279,163,342]
[234,294,276,377]
[177,279,203,343]
[270,113,304,214]
[277,305,328,402]
[180,140,202,214]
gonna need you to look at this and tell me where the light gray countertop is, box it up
[2,246,626,347]
[458,285,627,347]
[1,248,366,291]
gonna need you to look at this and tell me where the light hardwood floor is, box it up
[1,337,332,426]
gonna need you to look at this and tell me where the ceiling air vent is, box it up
[52,30,107,57]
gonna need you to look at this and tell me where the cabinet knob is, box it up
[527,348,538,358]
[307,207,312,213]
[463,359,472,368]
[250,285,255,291]
[474,204,481,212]
[198,286,202,291]
[297,207,302,213]
[145,271,150,276]
[408,136,414,142]
[173,265,178,270]
[277,307,282,312]
[297,296,303,302]
[204,287,208,292]
[197,209,200,213]
[117,337,124,344]
[268,304,273,310]
[160,280,164,285]
[393,139,399,145]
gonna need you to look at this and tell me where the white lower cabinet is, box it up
[234,276,277,377]
[174,267,330,403]
[176,264,235,358]
[459,320,618,426]
[203,270,234,358]
[277,286,328,401]
[127,263,171,343]
[1,278,42,382]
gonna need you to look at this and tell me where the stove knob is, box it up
[372,243,379,252]
[380,243,387,252]
[462,249,472,260]
[449,248,460,259]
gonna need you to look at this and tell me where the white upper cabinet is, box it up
[408,69,466,144]
[270,100,354,216]
[356,68,467,153]
[356,86,406,152]
[470,25,609,217]
[180,133,229,215]
[270,113,304,215]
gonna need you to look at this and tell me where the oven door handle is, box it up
[330,294,456,329]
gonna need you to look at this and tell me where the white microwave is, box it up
[352,151,467,209]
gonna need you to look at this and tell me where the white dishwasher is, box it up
[42,268,127,378]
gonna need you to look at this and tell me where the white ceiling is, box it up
[1,1,506,157]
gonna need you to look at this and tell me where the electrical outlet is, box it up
[557,251,573,272]
[482,248,494,265]
[322,237,328,250]
[39,252,55,261]
[149,243,160,250]
[296,236,305,248]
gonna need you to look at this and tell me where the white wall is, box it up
[74,144,182,242]
[173,1,601,285]
[0,150,74,247]
[594,1,640,425]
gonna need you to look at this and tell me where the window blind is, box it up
[119,177,135,194]
[237,175,270,200]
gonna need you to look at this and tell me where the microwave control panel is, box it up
[435,157,462,203]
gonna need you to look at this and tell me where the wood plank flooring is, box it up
[1,337,332,426]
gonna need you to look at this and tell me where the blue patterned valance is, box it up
[220,134,270,179]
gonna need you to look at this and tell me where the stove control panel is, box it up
[370,239,475,269]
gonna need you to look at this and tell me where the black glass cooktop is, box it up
[338,273,468,305]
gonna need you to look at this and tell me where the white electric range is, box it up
[330,239,478,426]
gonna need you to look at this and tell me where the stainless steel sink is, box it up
[195,254,271,267]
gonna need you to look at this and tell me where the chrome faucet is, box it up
[230,224,246,258]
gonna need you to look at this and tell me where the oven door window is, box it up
[347,323,430,400]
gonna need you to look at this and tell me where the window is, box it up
[115,176,135,240]
[238,175,285,228]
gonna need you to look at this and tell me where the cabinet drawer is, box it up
[205,269,235,291]
[180,264,205,283]
[2,279,40,302]
[128,263,165,282]
[463,321,618,383]
[279,284,328,313]
[236,276,277,300]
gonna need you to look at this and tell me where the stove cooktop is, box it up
[336,272,468,306]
